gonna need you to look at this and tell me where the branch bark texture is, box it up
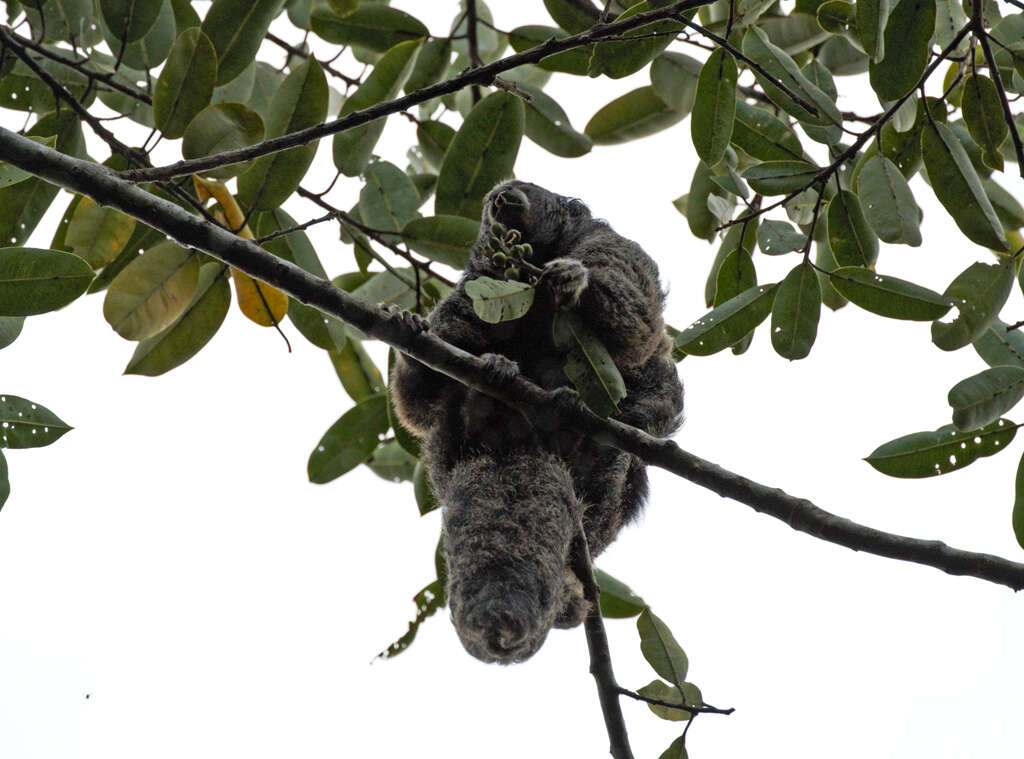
[4,127,1024,591]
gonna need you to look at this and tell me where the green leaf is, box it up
[857,0,890,61]
[65,197,137,270]
[181,102,265,180]
[238,58,328,211]
[691,49,737,167]
[404,37,451,93]
[101,0,175,70]
[730,102,805,162]
[921,121,1008,251]
[685,161,731,241]
[866,418,1016,477]
[674,284,778,356]
[201,0,282,85]
[435,91,525,219]
[771,262,821,360]
[638,609,689,686]
[830,267,950,320]
[588,2,682,79]
[99,0,163,43]
[931,259,1015,351]
[552,310,627,418]
[413,461,439,515]
[659,735,688,759]
[0,316,24,350]
[741,160,819,195]
[741,25,841,127]
[366,440,417,482]
[520,84,592,158]
[594,569,647,618]
[507,25,589,74]
[757,219,805,255]
[584,86,684,145]
[377,578,445,659]
[650,52,702,115]
[350,267,420,310]
[0,450,8,510]
[636,680,694,722]
[948,366,1024,431]
[401,215,479,269]
[153,28,217,140]
[827,190,879,267]
[308,394,390,484]
[856,154,921,246]
[125,263,231,376]
[815,231,849,311]
[333,39,423,177]
[868,0,935,101]
[1013,451,1024,549]
[713,243,756,306]
[359,160,422,240]
[24,0,103,46]
[0,247,94,316]
[312,3,428,51]
[103,241,199,341]
[329,337,385,402]
[973,319,1024,368]
[984,179,1024,231]
[543,0,598,33]
[962,74,1007,171]
[465,277,535,323]
[0,137,55,190]
[0,395,72,449]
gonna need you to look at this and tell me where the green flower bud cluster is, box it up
[481,221,534,282]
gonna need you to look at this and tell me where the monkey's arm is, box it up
[390,286,493,436]
[616,352,684,436]
[550,230,667,367]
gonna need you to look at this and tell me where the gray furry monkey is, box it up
[391,181,683,664]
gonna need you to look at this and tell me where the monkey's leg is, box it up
[442,450,581,664]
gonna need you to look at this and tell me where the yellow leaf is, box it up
[194,178,289,327]
[231,266,289,326]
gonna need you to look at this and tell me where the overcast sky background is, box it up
[1,2,1023,757]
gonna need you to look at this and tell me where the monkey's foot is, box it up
[383,304,429,335]
[541,258,589,308]
[553,569,590,629]
[480,353,519,385]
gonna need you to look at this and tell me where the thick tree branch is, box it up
[118,0,716,182]
[571,527,634,759]
[5,126,1024,591]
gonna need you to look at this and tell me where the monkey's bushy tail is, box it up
[442,450,582,664]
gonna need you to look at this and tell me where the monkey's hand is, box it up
[480,353,519,385]
[383,304,430,335]
[540,258,588,308]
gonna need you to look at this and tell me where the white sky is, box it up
[1,2,1024,758]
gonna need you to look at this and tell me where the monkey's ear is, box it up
[566,198,590,217]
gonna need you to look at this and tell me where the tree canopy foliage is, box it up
[3,0,1024,755]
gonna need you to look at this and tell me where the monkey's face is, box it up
[479,180,592,262]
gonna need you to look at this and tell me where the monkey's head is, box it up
[476,180,593,265]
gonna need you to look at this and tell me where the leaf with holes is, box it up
[932,259,1015,351]
[0,395,72,449]
[855,154,921,245]
[125,263,231,376]
[308,394,390,484]
[104,241,199,340]
[377,578,445,659]
[948,367,1024,431]
[866,419,1017,478]
[771,262,821,360]
[0,247,94,316]
[553,310,626,418]
[973,319,1024,369]
[465,277,535,324]
[675,284,778,356]
[757,220,805,255]
[830,267,950,321]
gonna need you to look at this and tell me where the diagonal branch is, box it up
[119,0,718,182]
[5,125,1024,591]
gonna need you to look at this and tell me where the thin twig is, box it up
[974,22,1024,177]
